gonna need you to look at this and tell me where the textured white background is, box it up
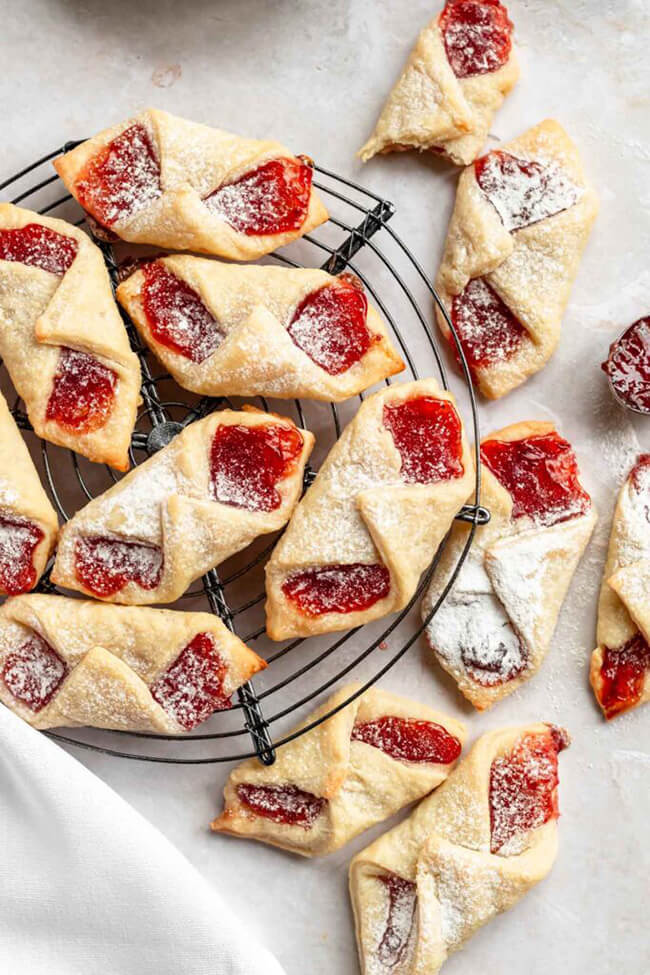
[1,2,649,973]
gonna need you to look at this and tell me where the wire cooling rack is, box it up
[0,143,489,765]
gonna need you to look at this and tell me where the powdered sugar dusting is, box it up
[0,514,43,595]
[1,634,67,712]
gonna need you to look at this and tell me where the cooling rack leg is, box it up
[322,199,395,276]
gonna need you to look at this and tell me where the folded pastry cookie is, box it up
[0,392,58,595]
[0,204,140,470]
[54,109,328,261]
[350,722,569,975]
[423,421,596,709]
[211,683,465,856]
[359,0,518,166]
[436,119,599,398]
[591,455,650,719]
[0,594,265,732]
[265,380,473,639]
[117,258,403,401]
[52,407,314,604]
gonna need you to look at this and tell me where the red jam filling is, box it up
[602,317,650,414]
[0,223,78,275]
[45,347,118,433]
[383,396,464,484]
[287,274,377,375]
[74,535,163,598]
[236,783,326,828]
[598,636,650,720]
[440,0,513,78]
[74,122,162,228]
[450,276,527,378]
[474,150,580,232]
[2,633,67,712]
[489,727,568,854]
[351,715,462,765]
[204,156,313,236]
[150,632,230,731]
[282,563,391,617]
[481,431,591,527]
[210,423,303,512]
[376,875,417,969]
[141,261,225,363]
[0,515,44,595]
[630,452,650,497]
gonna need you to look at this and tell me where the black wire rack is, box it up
[0,142,489,766]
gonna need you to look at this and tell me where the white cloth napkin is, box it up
[0,707,286,975]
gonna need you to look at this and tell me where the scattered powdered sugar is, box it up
[451,276,527,372]
[616,457,650,566]
[83,451,180,541]
[475,151,583,232]
[0,515,43,594]
[1,633,67,712]
[373,875,417,973]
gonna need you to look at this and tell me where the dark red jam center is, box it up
[383,396,464,484]
[141,261,225,363]
[440,0,513,78]
[474,150,580,232]
[74,122,162,228]
[351,715,462,765]
[2,633,67,712]
[489,727,567,854]
[287,274,376,375]
[204,156,313,236]
[481,431,591,527]
[74,535,163,598]
[150,632,230,731]
[45,347,118,433]
[236,783,326,828]
[376,875,417,969]
[598,636,650,720]
[630,453,650,498]
[450,276,527,378]
[0,223,78,275]
[602,317,650,414]
[210,423,303,512]
[282,563,391,617]
[0,515,44,595]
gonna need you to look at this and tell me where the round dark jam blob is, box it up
[440,0,513,79]
[150,632,230,731]
[204,156,313,236]
[0,223,78,275]
[141,261,225,363]
[602,317,650,414]
[376,875,417,969]
[2,633,68,712]
[236,783,326,828]
[598,636,650,720]
[210,423,303,513]
[450,276,527,379]
[0,515,44,595]
[282,563,391,617]
[383,396,464,484]
[474,150,580,232]
[351,715,462,765]
[45,347,118,434]
[74,535,163,598]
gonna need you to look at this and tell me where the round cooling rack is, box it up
[0,143,490,765]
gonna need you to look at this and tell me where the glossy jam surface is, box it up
[352,715,462,765]
[481,432,591,527]
[0,515,44,595]
[0,223,78,275]
[46,347,118,433]
[236,783,326,828]
[204,156,312,236]
[210,423,303,512]
[440,0,513,78]
[2,634,67,712]
[474,150,580,232]
[489,727,568,854]
[141,261,224,363]
[376,875,417,970]
[602,317,650,414]
[383,396,464,484]
[451,276,526,378]
[74,535,163,598]
[74,123,162,228]
[598,636,650,720]
[150,632,230,731]
[282,563,391,617]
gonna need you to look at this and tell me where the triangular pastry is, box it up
[54,109,328,261]
[0,594,265,732]
[265,380,473,639]
[423,421,596,709]
[51,407,314,604]
[211,683,465,856]
[116,257,404,401]
[0,204,141,470]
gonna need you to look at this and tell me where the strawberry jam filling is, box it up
[0,223,78,275]
[74,122,162,228]
[282,563,391,617]
[490,727,568,854]
[352,715,461,765]
[376,875,417,969]
[597,636,650,720]
[150,631,230,731]
[481,431,591,527]
[74,535,163,598]
[602,316,650,414]
[383,396,464,483]
[204,156,313,236]
[46,347,118,433]
[236,783,326,828]
[474,150,580,232]
[440,0,513,79]
[141,261,225,363]
[2,633,67,712]
[210,423,303,512]
[450,276,527,378]
[0,515,44,595]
